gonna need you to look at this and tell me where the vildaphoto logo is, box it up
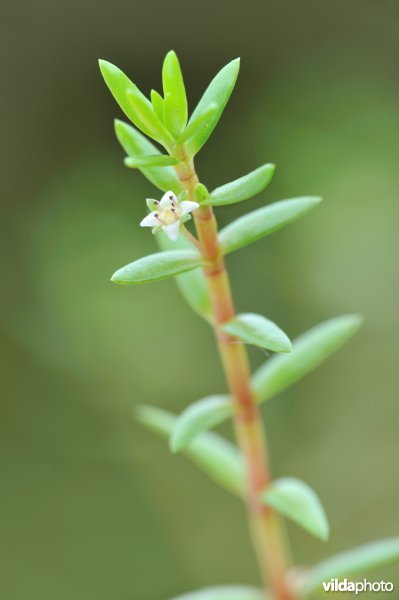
[322,579,394,594]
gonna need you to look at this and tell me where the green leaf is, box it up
[205,164,275,207]
[171,395,232,452]
[262,478,329,542]
[135,405,245,497]
[300,538,399,598]
[185,58,240,157]
[162,50,188,137]
[111,250,202,285]
[169,586,266,600]
[157,232,212,321]
[126,88,174,145]
[114,120,183,194]
[219,196,321,254]
[99,59,153,135]
[178,103,218,145]
[124,154,179,168]
[194,183,210,204]
[252,315,363,403]
[222,313,292,353]
[151,89,164,122]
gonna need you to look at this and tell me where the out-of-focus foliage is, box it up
[1,1,399,599]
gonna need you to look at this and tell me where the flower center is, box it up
[158,203,180,225]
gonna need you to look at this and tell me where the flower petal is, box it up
[180,201,200,216]
[140,212,159,227]
[160,191,177,207]
[146,198,160,211]
[162,221,180,241]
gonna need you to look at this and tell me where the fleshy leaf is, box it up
[124,155,179,168]
[99,60,152,136]
[300,538,399,598]
[111,250,202,285]
[114,120,183,194]
[262,478,329,542]
[184,58,240,157]
[162,50,188,138]
[222,313,292,353]
[135,405,245,497]
[219,196,321,254]
[126,88,174,145]
[169,586,266,600]
[252,315,363,403]
[178,102,218,144]
[194,183,210,204]
[171,395,232,452]
[157,232,212,320]
[151,89,165,122]
[205,164,275,207]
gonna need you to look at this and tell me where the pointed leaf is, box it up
[171,395,232,452]
[205,164,275,207]
[135,406,245,496]
[99,59,153,135]
[169,586,266,600]
[262,478,329,541]
[157,232,212,320]
[114,120,183,194]
[219,196,322,254]
[252,315,363,403]
[222,313,292,353]
[178,103,218,145]
[111,250,202,285]
[185,58,240,156]
[194,183,210,204]
[300,538,399,597]
[162,50,188,137]
[126,88,174,145]
[124,154,179,168]
[151,89,164,121]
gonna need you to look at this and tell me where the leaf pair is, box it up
[110,196,321,288]
[137,406,326,543]
[169,314,362,451]
[135,407,399,587]
[135,404,399,584]
[100,52,240,165]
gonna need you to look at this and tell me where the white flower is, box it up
[140,191,199,241]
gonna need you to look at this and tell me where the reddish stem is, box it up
[175,161,293,600]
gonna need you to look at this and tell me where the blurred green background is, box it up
[1,0,398,598]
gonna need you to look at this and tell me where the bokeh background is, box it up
[1,0,399,598]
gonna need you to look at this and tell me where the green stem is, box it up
[175,159,294,600]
